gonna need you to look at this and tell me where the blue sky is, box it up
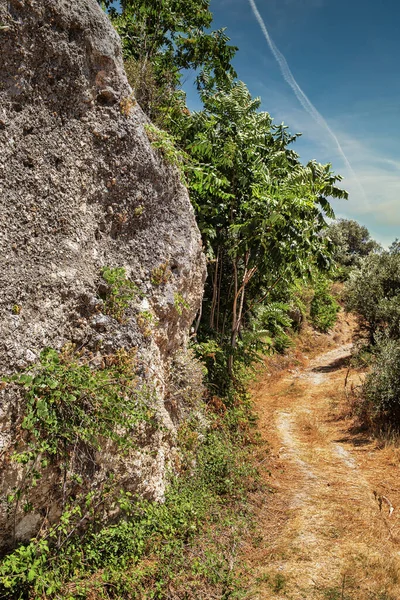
[111,0,399,245]
[182,0,400,246]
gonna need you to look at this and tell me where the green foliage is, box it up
[124,57,186,128]
[347,247,400,431]
[100,266,137,322]
[0,402,259,599]
[389,238,400,255]
[0,538,51,595]
[326,218,380,277]
[360,337,400,428]
[144,123,186,180]
[252,302,294,354]
[6,346,150,469]
[184,80,346,385]
[345,251,400,342]
[174,292,190,315]
[310,278,340,332]
[110,0,237,96]
[192,339,234,399]
[105,0,348,394]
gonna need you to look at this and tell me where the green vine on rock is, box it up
[5,346,154,470]
[100,266,138,322]
[144,123,186,182]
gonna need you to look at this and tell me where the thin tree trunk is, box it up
[228,253,258,377]
[216,250,223,333]
[221,274,234,341]
[194,300,202,334]
[231,255,249,349]
[227,258,239,376]
[210,247,220,330]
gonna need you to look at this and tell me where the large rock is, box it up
[0,0,206,549]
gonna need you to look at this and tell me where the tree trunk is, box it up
[210,247,220,330]
[227,257,239,377]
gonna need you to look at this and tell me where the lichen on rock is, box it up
[0,0,206,549]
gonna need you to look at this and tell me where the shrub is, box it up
[310,278,340,332]
[360,337,400,428]
[2,346,155,550]
[251,302,294,354]
[345,252,400,342]
[7,346,148,467]
[0,402,259,599]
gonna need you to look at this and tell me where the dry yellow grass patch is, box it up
[245,315,400,600]
[296,410,326,444]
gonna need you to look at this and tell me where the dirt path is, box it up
[247,326,400,600]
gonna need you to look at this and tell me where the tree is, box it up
[345,252,400,342]
[389,239,400,255]
[326,218,380,270]
[361,337,400,428]
[184,81,347,380]
[106,0,237,122]
[102,2,349,390]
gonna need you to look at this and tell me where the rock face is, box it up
[0,0,206,548]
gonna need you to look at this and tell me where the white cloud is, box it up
[252,85,400,244]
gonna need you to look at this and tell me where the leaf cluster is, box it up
[0,401,259,599]
[100,266,138,322]
[310,277,340,332]
[6,346,152,476]
[345,251,400,342]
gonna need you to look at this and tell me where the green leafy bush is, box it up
[310,279,340,332]
[253,302,294,354]
[345,252,400,342]
[360,337,400,428]
[0,405,259,599]
[2,345,154,533]
[7,346,149,466]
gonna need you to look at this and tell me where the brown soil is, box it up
[246,314,400,600]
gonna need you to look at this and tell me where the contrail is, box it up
[248,0,366,198]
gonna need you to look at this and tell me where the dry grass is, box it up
[245,313,400,600]
[296,410,326,444]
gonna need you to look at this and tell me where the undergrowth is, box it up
[310,278,340,333]
[0,369,261,599]
[7,346,149,466]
